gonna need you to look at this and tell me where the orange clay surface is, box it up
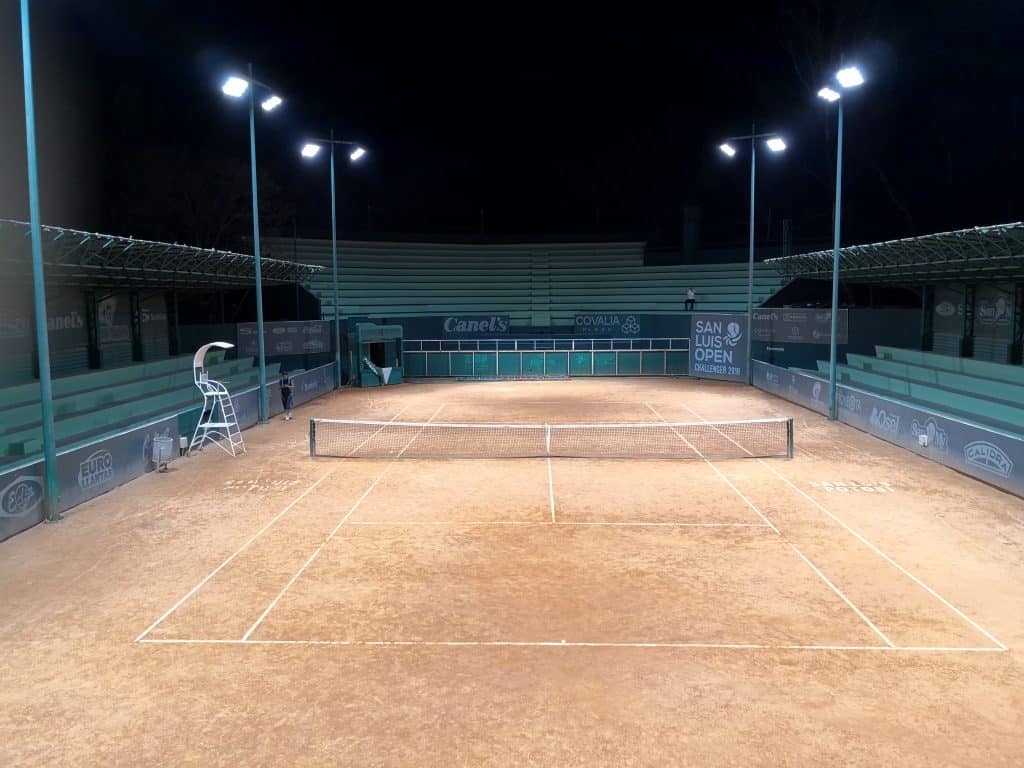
[2,377,1023,766]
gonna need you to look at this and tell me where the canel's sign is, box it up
[442,316,510,335]
[688,313,748,382]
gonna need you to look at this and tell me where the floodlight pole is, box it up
[329,129,341,388]
[21,0,61,521]
[746,126,756,385]
[827,100,844,420]
[247,62,269,422]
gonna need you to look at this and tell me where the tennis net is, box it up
[309,417,793,460]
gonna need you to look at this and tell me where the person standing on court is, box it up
[685,287,696,311]
[279,370,294,421]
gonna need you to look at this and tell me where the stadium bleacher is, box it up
[265,239,784,330]
[0,351,277,465]
[812,345,1024,437]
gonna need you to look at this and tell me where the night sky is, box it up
[1,1,1021,252]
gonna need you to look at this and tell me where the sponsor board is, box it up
[963,441,1013,478]
[689,313,748,382]
[442,315,510,336]
[751,309,848,344]
[573,314,642,336]
[238,321,331,356]
[753,359,1023,498]
[78,450,114,489]
[0,475,44,519]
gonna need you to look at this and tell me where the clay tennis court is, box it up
[2,378,1023,765]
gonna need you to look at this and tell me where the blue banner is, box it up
[752,360,1024,497]
[689,313,749,382]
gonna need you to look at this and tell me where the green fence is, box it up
[403,338,690,378]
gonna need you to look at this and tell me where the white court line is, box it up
[241,403,447,642]
[681,402,1008,652]
[786,542,894,648]
[646,401,894,647]
[134,470,335,642]
[136,637,1005,653]
[760,459,1009,651]
[135,406,411,643]
[348,520,771,528]
[347,405,410,456]
[645,403,778,533]
[396,404,444,458]
[547,457,556,523]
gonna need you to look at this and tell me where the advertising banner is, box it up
[752,359,1024,497]
[237,321,331,356]
[441,316,510,337]
[751,308,849,344]
[58,416,178,511]
[688,313,748,382]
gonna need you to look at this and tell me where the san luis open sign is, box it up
[688,313,748,382]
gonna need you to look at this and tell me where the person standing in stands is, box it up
[279,370,294,421]
[685,287,696,311]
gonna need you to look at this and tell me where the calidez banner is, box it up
[752,360,1023,498]
[688,313,749,382]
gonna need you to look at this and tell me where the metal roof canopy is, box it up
[0,219,323,290]
[766,222,1024,284]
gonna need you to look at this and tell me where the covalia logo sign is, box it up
[573,315,641,336]
[443,316,509,334]
[78,450,114,489]
[0,476,44,518]
[963,441,1013,478]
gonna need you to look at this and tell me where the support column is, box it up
[920,285,934,352]
[129,291,144,361]
[961,284,976,358]
[167,290,180,357]
[1011,283,1023,365]
[85,291,101,368]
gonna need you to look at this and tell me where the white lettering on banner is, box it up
[964,441,1013,478]
[0,476,44,518]
[869,407,901,434]
[911,418,950,452]
[78,450,114,489]
[838,391,862,413]
[443,316,510,334]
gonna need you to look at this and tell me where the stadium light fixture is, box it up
[222,76,249,98]
[220,63,284,422]
[715,126,788,384]
[297,131,371,388]
[836,66,865,89]
[818,63,867,420]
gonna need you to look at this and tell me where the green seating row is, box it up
[846,354,1024,405]
[0,352,222,410]
[1,362,277,459]
[876,346,1024,386]
[0,357,253,434]
[817,361,1024,435]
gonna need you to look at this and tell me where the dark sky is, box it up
[2,1,1022,251]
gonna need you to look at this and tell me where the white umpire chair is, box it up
[187,341,246,457]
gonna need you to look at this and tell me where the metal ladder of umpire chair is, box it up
[188,375,246,457]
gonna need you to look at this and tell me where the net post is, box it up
[309,419,317,457]
[786,417,794,458]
